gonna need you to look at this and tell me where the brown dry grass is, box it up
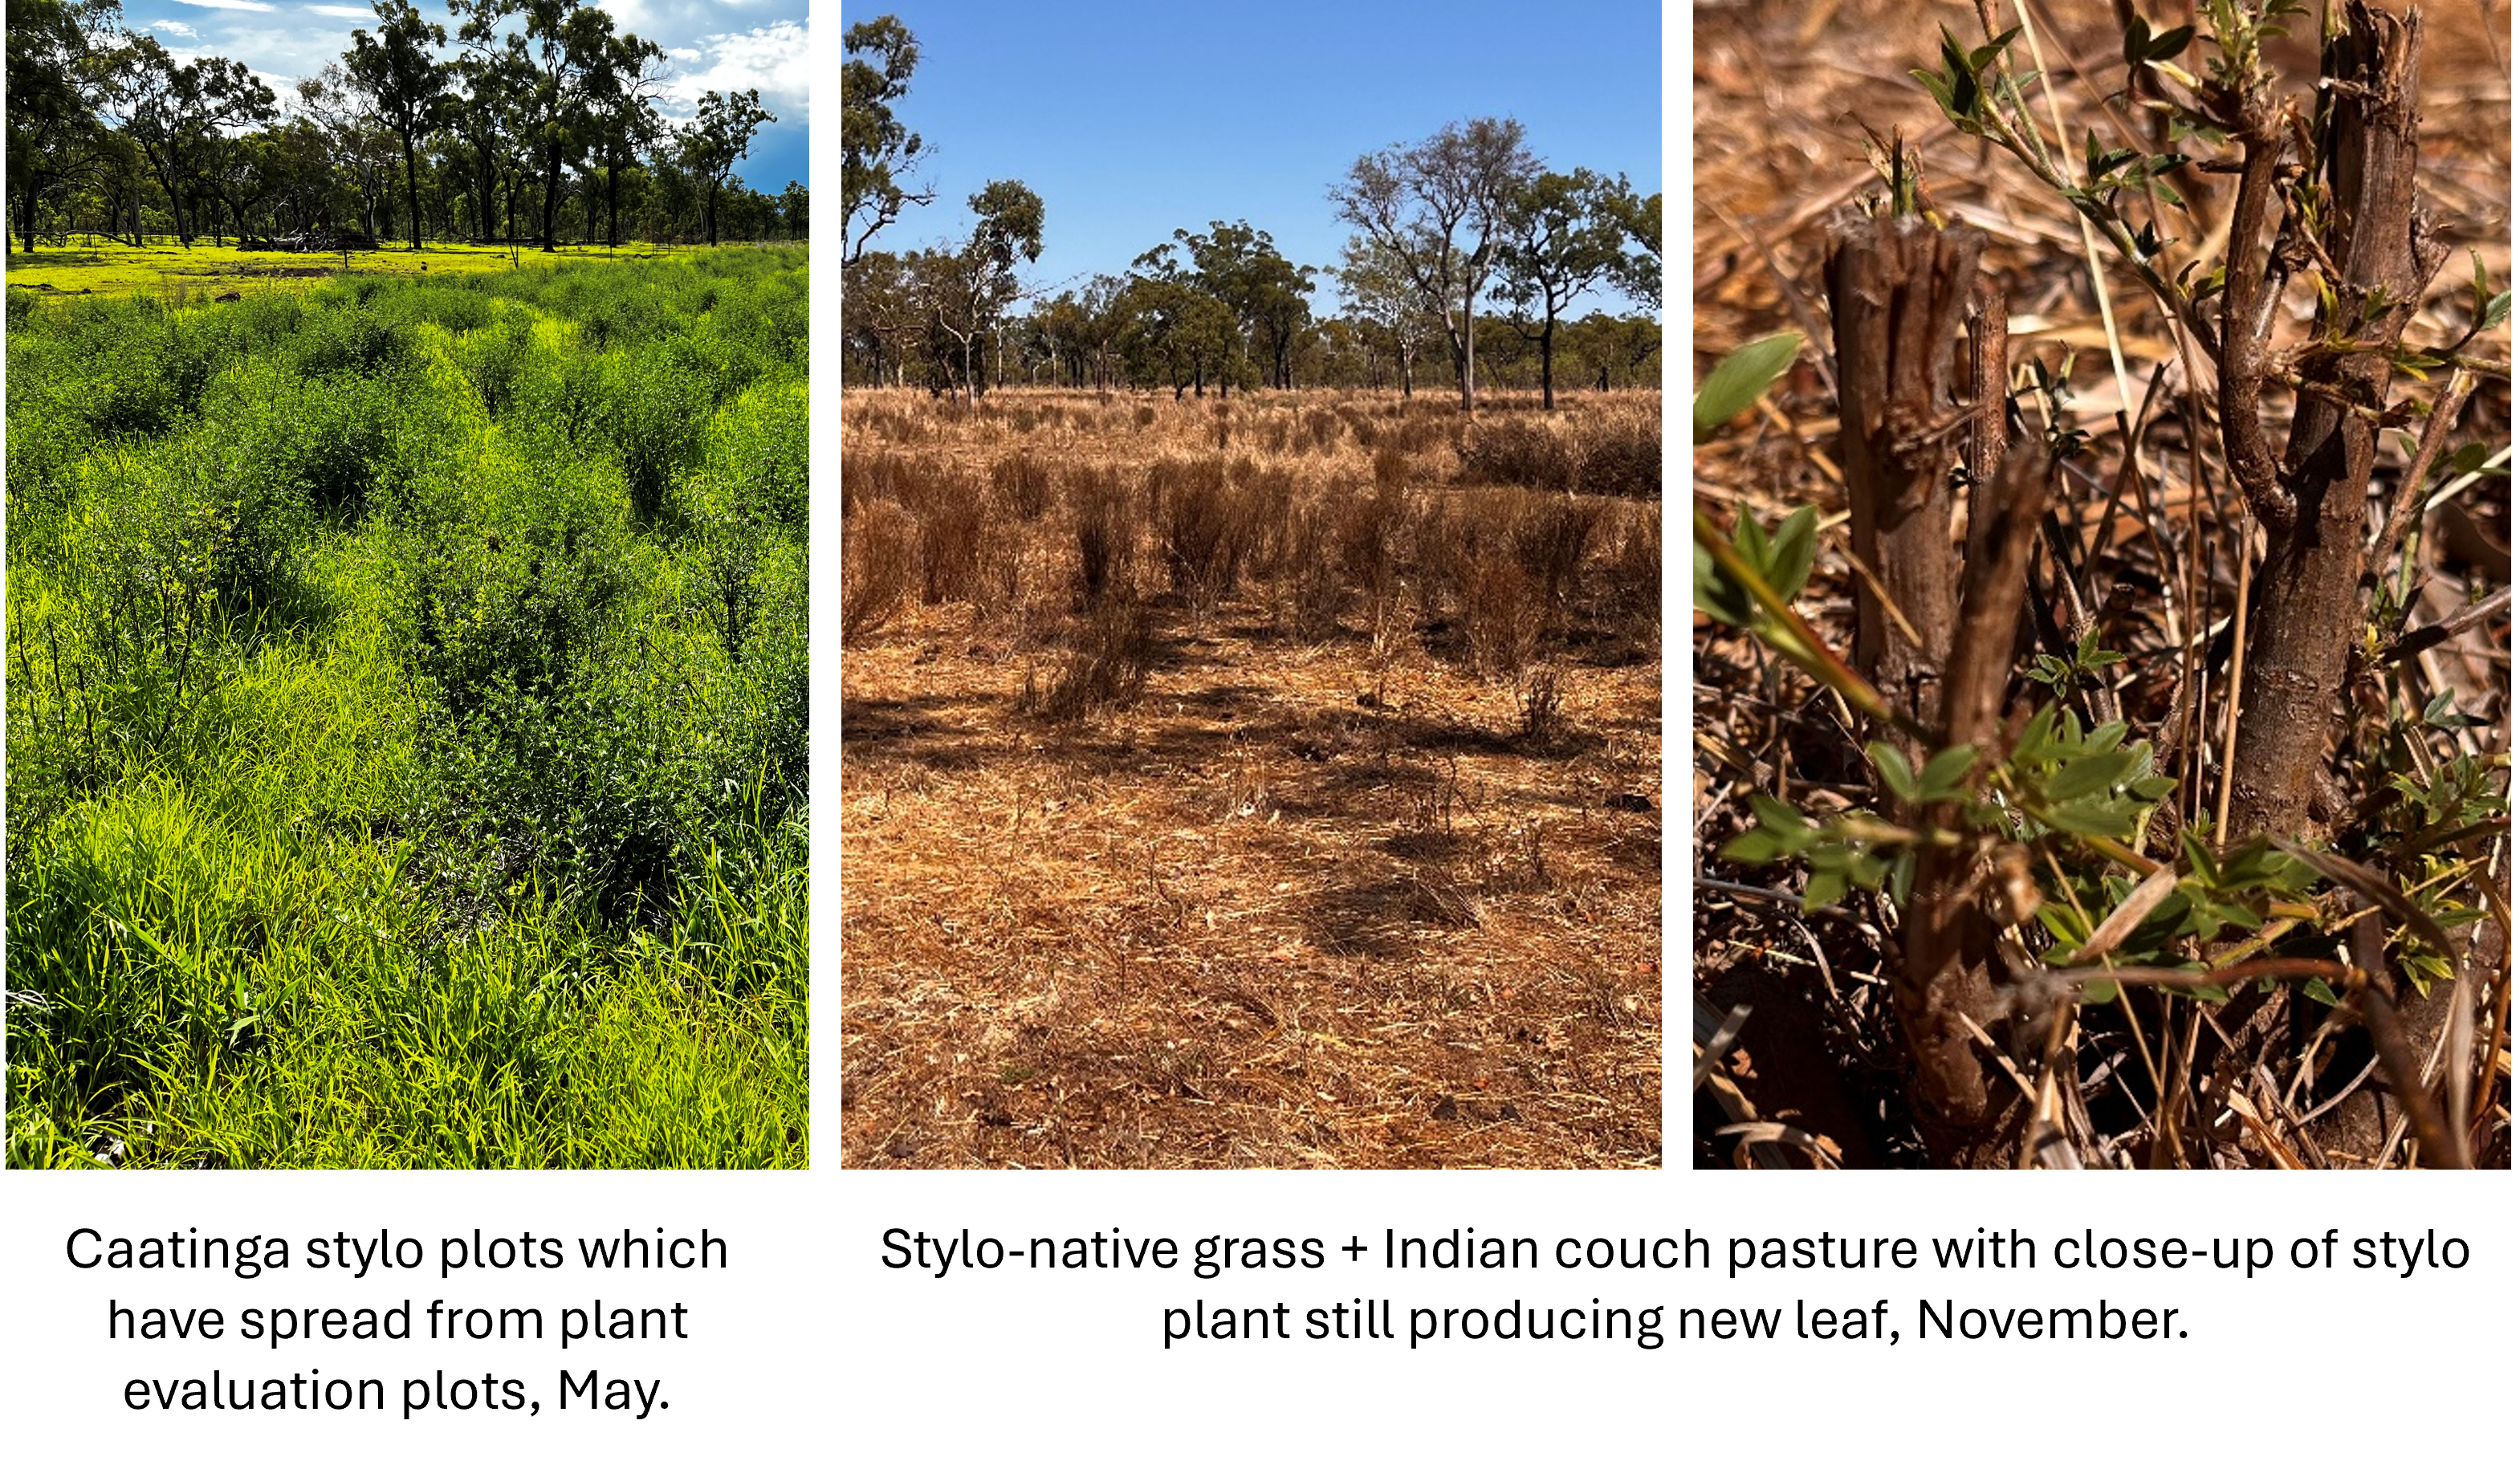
[842,387,1663,1167]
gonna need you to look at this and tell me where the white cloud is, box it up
[149,19,197,35]
[170,0,279,11]
[303,5,373,15]
[660,18,806,116]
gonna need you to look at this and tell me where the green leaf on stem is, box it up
[1693,537,1751,627]
[1867,742,1920,804]
[1919,744,1980,802]
[1693,331,1803,444]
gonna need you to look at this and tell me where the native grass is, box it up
[842,387,1663,1167]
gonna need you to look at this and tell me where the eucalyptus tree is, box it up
[715,179,776,241]
[1337,237,1438,397]
[447,0,525,242]
[444,27,539,246]
[910,180,1042,401]
[1492,169,1633,409]
[346,0,446,247]
[1130,235,1243,397]
[1118,267,1236,399]
[297,63,394,242]
[488,63,539,242]
[119,39,274,247]
[91,125,149,242]
[1562,310,1660,389]
[263,117,337,235]
[1166,221,1314,390]
[1024,290,1092,387]
[424,132,471,237]
[842,248,926,386]
[1026,275,1121,389]
[519,0,608,250]
[447,0,596,250]
[1310,316,1371,388]
[181,69,339,246]
[581,22,666,249]
[682,87,775,247]
[1077,272,1126,391]
[1330,117,1537,413]
[780,179,808,241]
[6,0,125,250]
[636,150,698,241]
[197,123,285,242]
[1606,183,1660,305]
[842,14,930,263]
[846,14,927,335]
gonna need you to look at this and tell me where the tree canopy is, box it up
[4,2,804,254]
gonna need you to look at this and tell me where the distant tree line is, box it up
[840,14,1659,408]
[4,0,804,253]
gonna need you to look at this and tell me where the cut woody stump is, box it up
[1826,208,2052,1166]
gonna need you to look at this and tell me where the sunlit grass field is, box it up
[5,247,809,1168]
[0,233,766,315]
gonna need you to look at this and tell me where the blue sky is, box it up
[120,0,808,191]
[847,0,1662,313]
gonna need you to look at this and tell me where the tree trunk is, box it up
[1540,310,1557,411]
[404,136,424,250]
[1456,287,1477,413]
[541,140,560,251]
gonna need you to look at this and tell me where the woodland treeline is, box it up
[841,14,1662,406]
[5,0,803,253]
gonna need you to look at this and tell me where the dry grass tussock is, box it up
[842,387,1662,1167]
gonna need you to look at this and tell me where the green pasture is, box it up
[4,237,736,303]
[4,246,810,1169]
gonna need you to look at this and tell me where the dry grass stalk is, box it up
[843,385,1662,1168]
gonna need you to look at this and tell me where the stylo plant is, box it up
[1700,507,2249,948]
[1693,336,2323,999]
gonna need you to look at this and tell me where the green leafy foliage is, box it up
[1910,24,2020,133]
[291,302,413,380]
[2123,18,2198,66]
[395,452,627,718]
[11,299,233,440]
[454,310,539,420]
[2390,747,2504,829]
[1718,794,1905,911]
[1712,0,2510,1122]
[410,674,690,926]
[604,352,712,521]
[699,377,810,532]
[1692,331,1801,444]
[5,250,811,1168]
[2480,292,2513,335]
[2027,626,2127,697]
[1711,644,2280,962]
[197,356,456,516]
[517,348,612,450]
[1867,743,1981,808]
[2005,706,2176,840]
[6,412,299,824]
[1694,503,1816,629]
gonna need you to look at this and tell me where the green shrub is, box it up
[292,304,409,379]
[202,361,397,514]
[604,352,709,519]
[456,311,537,419]
[408,675,694,924]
